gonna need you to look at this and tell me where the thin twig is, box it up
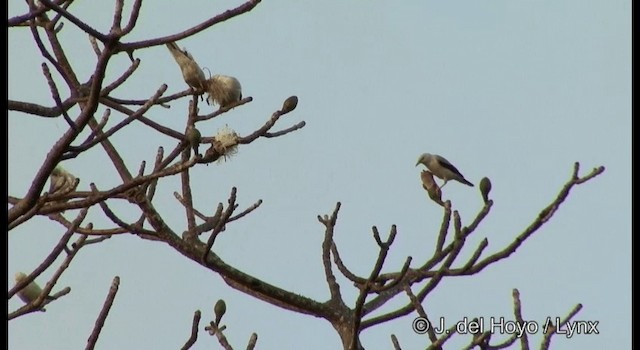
[117,0,263,52]
[86,276,120,350]
[174,192,209,221]
[9,231,89,320]
[350,225,397,349]
[65,85,168,157]
[180,310,201,350]
[391,334,401,350]
[39,0,108,41]
[318,202,343,303]
[512,289,530,350]
[205,322,233,350]
[202,188,238,261]
[330,241,366,284]
[122,0,142,35]
[434,201,452,254]
[263,121,306,138]
[227,200,263,223]
[404,285,437,344]
[41,63,76,130]
[246,333,258,350]
[197,97,253,122]
[540,304,584,350]
[8,208,87,299]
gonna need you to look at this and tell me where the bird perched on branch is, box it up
[206,75,242,109]
[49,165,78,196]
[185,125,202,156]
[14,272,52,304]
[165,42,207,90]
[416,153,473,188]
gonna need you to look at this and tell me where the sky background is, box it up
[8,0,631,349]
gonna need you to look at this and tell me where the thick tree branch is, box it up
[116,0,263,52]
[8,36,113,224]
[39,0,108,41]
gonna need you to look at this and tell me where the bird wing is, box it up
[435,155,465,177]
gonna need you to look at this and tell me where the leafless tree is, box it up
[8,1,605,349]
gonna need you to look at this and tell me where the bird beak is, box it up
[415,160,421,167]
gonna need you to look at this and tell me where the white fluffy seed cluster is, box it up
[213,125,239,163]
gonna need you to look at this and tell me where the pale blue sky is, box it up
[8,1,631,349]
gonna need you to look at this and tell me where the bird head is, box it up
[415,153,430,167]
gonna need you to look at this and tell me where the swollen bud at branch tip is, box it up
[281,95,298,114]
[479,177,492,204]
[214,299,227,325]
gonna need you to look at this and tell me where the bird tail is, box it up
[165,42,185,60]
[166,41,179,52]
[461,178,474,187]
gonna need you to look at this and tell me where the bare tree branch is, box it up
[350,225,397,349]
[228,199,263,223]
[404,285,437,344]
[9,230,90,320]
[8,0,606,348]
[39,0,108,41]
[180,310,201,350]
[238,109,305,144]
[202,188,238,262]
[540,304,584,350]
[390,334,401,350]
[205,322,233,350]
[513,289,530,350]
[319,202,344,303]
[8,208,87,300]
[246,333,258,350]
[330,241,366,284]
[86,276,121,350]
[116,0,263,52]
[197,97,253,122]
